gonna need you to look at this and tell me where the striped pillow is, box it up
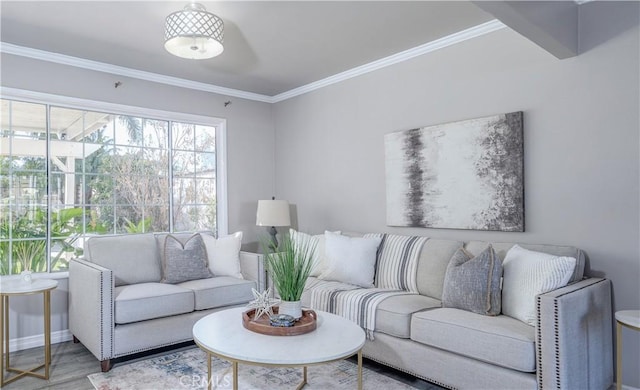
[365,234,428,292]
[502,245,576,325]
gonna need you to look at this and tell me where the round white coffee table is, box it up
[193,307,366,390]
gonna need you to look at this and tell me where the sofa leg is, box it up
[73,335,80,344]
[101,359,112,372]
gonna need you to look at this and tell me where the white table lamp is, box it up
[256,198,291,250]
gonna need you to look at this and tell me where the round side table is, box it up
[0,277,58,386]
[615,310,640,390]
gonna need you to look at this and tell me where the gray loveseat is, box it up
[301,234,613,390]
[69,232,264,371]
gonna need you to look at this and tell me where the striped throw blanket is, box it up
[308,234,428,340]
[308,279,415,340]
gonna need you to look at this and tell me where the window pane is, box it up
[81,143,111,174]
[144,120,168,149]
[50,173,72,206]
[194,152,215,178]
[194,205,216,232]
[115,116,143,146]
[115,205,138,234]
[173,178,196,204]
[87,205,114,234]
[84,175,114,205]
[1,100,46,139]
[194,125,215,152]
[173,205,197,232]
[143,206,169,232]
[147,150,169,178]
[172,123,195,150]
[10,172,47,207]
[12,238,47,272]
[173,151,195,175]
[195,178,216,204]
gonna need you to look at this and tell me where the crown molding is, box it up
[271,19,506,103]
[0,42,273,103]
[1,19,506,104]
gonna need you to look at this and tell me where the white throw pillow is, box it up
[290,229,341,277]
[502,244,576,326]
[319,232,382,288]
[201,232,243,279]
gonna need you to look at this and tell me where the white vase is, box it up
[278,300,302,319]
[21,270,33,284]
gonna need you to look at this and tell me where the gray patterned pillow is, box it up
[442,245,502,316]
[162,234,212,284]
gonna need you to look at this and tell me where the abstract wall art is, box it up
[384,112,524,231]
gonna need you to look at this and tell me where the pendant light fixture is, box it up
[164,2,224,60]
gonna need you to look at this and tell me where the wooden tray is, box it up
[242,307,317,336]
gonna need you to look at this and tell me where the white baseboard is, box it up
[9,329,73,352]
[612,384,640,390]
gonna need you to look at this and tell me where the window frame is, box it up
[1,87,229,274]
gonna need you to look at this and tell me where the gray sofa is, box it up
[301,235,613,390]
[68,232,264,372]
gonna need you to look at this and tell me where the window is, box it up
[0,95,226,275]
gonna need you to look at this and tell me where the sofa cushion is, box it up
[84,233,161,286]
[114,283,194,324]
[415,239,463,299]
[319,233,382,288]
[201,232,243,279]
[442,246,502,316]
[411,308,536,373]
[375,294,440,338]
[366,234,428,293]
[161,234,212,284]
[178,277,256,310]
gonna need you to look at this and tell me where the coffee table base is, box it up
[203,349,363,390]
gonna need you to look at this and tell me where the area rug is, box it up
[88,347,416,389]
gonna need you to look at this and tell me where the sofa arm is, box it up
[536,277,613,389]
[239,251,266,291]
[68,258,114,362]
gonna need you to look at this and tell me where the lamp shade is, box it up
[256,200,291,227]
[164,3,224,60]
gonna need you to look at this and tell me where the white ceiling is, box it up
[0,1,495,97]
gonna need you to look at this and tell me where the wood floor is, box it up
[2,341,96,390]
[2,341,443,390]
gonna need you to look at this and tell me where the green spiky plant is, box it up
[262,234,316,302]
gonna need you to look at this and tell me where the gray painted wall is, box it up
[273,3,639,387]
[0,53,276,342]
[1,2,638,386]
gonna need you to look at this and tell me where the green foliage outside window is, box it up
[0,207,83,274]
